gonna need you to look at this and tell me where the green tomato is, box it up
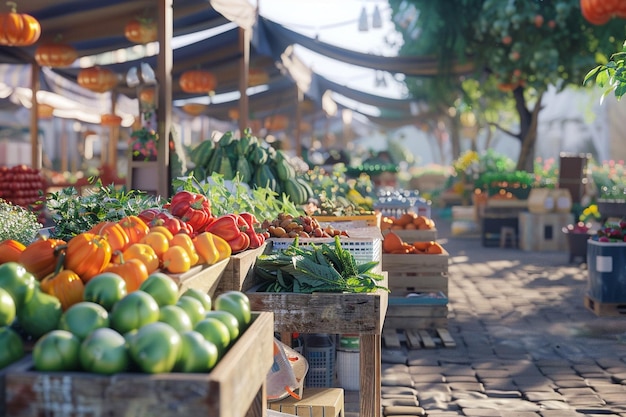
[0,262,36,311]
[213,291,252,332]
[0,288,16,327]
[194,318,231,359]
[58,302,109,340]
[80,327,129,375]
[139,272,179,307]
[175,330,219,373]
[128,322,181,373]
[32,330,81,372]
[83,272,127,311]
[158,305,193,333]
[0,326,25,369]
[109,291,159,335]
[181,288,212,311]
[176,295,206,326]
[203,310,239,342]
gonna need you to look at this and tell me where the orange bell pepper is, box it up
[162,245,191,274]
[122,243,160,274]
[170,233,199,266]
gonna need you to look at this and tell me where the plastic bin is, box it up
[304,334,336,388]
[587,240,626,303]
[336,335,359,391]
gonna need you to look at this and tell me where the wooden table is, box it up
[247,273,388,417]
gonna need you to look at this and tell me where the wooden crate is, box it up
[268,387,344,417]
[246,273,388,417]
[584,294,626,317]
[313,213,381,229]
[518,211,573,252]
[3,312,274,417]
[384,291,449,330]
[168,257,230,297]
[216,243,268,294]
[382,252,449,296]
[382,228,438,242]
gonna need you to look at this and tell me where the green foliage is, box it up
[172,173,302,221]
[0,199,42,245]
[584,40,626,100]
[45,179,162,241]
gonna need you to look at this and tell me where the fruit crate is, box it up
[168,257,230,297]
[384,291,449,330]
[3,312,274,417]
[216,243,268,294]
[313,212,381,229]
[381,250,449,296]
[382,228,438,242]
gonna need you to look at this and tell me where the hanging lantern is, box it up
[182,103,207,116]
[228,108,239,120]
[0,2,41,47]
[35,42,78,68]
[265,114,289,131]
[78,66,118,93]
[100,114,123,127]
[124,18,158,44]
[248,68,269,87]
[179,70,217,94]
[37,104,54,119]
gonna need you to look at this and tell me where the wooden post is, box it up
[30,62,41,170]
[238,27,250,135]
[294,86,302,157]
[157,0,173,198]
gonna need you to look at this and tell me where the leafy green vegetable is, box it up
[0,199,42,245]
[254,235,388,294]
[172,172,302,220]
[45,178,162,241]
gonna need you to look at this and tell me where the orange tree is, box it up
[389,0,626,171]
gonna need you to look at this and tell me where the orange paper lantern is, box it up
[100,114,123,127]
[35,42,78,68]
[265,114,289,131]
[182,103,207,116]
[0,3,41,47]
[179,70,217,94]
[125,18,158,44]
[78,67,118,93]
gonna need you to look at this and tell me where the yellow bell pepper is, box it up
[193,232,231,265]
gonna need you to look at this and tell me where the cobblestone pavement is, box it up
[347,211,626,417]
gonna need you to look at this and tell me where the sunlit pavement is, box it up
[346,209,626,417]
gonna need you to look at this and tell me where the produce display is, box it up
[304,166,376,216]
[254,235,387,293]
[260,213,349,239]
[382,231,445,255]
[593,219,626,242]
[0,199,42,246]
[380,213,436,231]
[188,129,313,205]
[0,165,47,222]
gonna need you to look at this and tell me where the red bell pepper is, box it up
[151,211,194,236]
[168,191,212,233]
[246,229,265,249]
[239,212,259,231]
[227,231,250,253]
[205,214,248,242]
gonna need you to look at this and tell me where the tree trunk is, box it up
[514,87,544,173]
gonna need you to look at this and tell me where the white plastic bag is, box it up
[266,338,309,402]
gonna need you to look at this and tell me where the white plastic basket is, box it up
[269,237,382,265]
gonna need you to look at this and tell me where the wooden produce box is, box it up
[382,228,438,242]
[518,211,573,252]
[313,212,381,229]
[384,291,449,330]
[382,251,449,296]
[216,243,268,294]
[169,257,230,297]
[268,387,344,417]
[4,312,274,417]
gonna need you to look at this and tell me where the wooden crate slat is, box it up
[383,316,448,330]
[417,330,436,348]
[388,272,448,296]
[404,330,422,349]
[4,313,274,417]
[383,228,438,242]
[382,253,449,274]
[217,244,268,294]
[436,328,457,348]
[169,258,230,297]
[382,328,402,349]
[387,304,448,318]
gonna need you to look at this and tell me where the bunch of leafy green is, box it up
[173,173,302,221]
[0,199,42,245]
[46,179,162,241]
[254,235,388,294]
